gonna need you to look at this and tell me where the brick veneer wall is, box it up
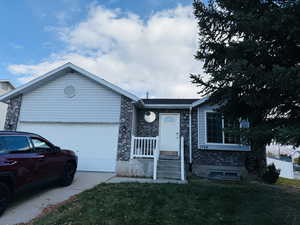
[4,95,22,131]
[117,96,134,161]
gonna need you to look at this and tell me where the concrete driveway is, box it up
[0,171,115,225]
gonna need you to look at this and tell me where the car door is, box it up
[0,135,38,189]
[30,137,62,181]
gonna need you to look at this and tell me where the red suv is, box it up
[0,131,78,215]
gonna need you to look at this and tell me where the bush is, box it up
[294,157,300,165]
[262,164,280,184]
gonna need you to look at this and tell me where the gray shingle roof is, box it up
[142,98,199,105]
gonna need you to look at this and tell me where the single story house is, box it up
[0,63,251,180]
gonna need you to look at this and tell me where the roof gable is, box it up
[0,63,140,102]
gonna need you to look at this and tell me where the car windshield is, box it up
[0,136,30,154]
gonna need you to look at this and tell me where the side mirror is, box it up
[53,146,61,152]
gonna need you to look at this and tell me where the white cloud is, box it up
[7,4,204,98]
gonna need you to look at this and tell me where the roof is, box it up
[0,63,140,102]
[142,98,198,105]
[0,80,15,89]
[141,97,208,109]
[191,96,209,107]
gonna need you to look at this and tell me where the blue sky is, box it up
[0,0,202,98]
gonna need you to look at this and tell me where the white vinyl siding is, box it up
[0,82,14,129]
[0,103,8,129]
[19,72,121,123]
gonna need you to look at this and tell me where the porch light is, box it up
[144,111,156,123]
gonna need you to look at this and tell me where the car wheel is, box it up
[0,182,11,216]
[60,162,76,186]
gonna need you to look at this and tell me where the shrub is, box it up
[262,164,280,184]
[294,157,300,165]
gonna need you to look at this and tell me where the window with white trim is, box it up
[206,112,241,144]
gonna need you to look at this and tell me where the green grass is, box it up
[31,179,300,225]
[277,177,300,187]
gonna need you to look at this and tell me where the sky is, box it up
[0,0,204,98]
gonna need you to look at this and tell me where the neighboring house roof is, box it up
[0,80,15,90]
[0,62,140,102]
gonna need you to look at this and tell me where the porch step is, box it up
[158,159,180,166]
[159,155,179,160]
[157,165,181,171]
[157,159,181,180]
[157,171,181,180]
[158,162,180,170]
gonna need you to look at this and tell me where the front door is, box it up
[159,113,180,154]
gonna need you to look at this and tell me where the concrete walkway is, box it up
[295,172,300,180]
[106,176,187,184]
[0,171,114,225]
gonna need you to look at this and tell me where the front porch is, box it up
[130,135,186,181]
[115,101,193,180]
[127,108,191,181]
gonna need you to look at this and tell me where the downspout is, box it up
[189,106,192,164]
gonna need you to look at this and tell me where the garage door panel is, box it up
[78,157,115,172]
[17,122,119,172]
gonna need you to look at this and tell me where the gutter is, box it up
[143,104,191,109]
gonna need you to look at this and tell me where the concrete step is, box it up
[157,171,181,180]
[157,159,182,180]
[158,161,180,168]
[157,165,181,172]
[158,159,180,166]
[159,155,179,160]
[157,167,181,173]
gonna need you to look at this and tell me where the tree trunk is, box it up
[246,141,267,177]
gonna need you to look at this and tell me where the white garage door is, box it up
[17,122,119,172]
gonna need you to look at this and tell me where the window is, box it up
[31,138,52,152]
[0,136,30,154]
[206,112,241,144]
[206,112,223,143]
[224,118,241,144]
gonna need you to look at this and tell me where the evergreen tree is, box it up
[192,0,300,175]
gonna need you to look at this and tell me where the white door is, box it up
[159,113,180,152]
[17,122,119,172]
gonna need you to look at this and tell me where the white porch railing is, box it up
[180,136,185,181]
[130,136,158,159]
[130,136,159,180]
[153,140,159,180]
[130,135,185,181]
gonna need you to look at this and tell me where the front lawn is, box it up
[277,177,300,188]
[31,179,300,225]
